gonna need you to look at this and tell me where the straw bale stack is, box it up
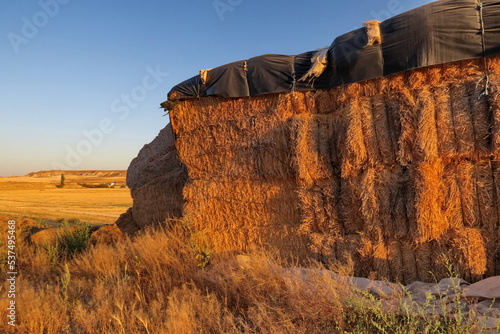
[169,56,500,283]
[116,124,188,234]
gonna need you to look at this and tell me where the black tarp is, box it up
[484,0,500,56]
[382,0,483,76]
[330,28,383,86]
[166,0,500,102]
[167,75,205,100]
[204,60,249,98]
[246,54,295,95]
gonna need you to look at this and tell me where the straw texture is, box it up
[170,56,500,283]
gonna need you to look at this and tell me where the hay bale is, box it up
[166,55,500,283]
[183,179,308,258]
[118,123,188,234]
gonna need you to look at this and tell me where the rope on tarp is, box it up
[291,64,297,96]
[478,1,491,98]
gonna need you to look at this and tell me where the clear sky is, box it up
[0,0,432,176]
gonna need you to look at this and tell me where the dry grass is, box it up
[0,217,492,333]
[0,174,131,225]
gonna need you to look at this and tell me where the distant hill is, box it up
[25,170,127,178]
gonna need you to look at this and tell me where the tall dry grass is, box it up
[0,217,492,333]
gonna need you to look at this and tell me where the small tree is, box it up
[57,173,65,188]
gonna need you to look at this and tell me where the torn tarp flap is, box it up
[330,28,383,86]
[294,51,334,91]
[205,60,250,98]
[247,54,295,96]
[167,75,205,100]
[382,0,483,76]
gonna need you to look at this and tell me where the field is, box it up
[0,171,131,225]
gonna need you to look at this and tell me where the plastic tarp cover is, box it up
[382,0,483,76]
[166,0,500,101]
[294,51,334,91]
[167,75,205,100]
[247,54,295,96]
[483,1,500,56]
[329,28,383,86]
[205,60,250,98]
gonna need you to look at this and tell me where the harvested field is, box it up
[0,172,131,225]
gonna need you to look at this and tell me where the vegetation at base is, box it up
[78,183,116,188]
[38,222,92,266]
[0,218,497,334]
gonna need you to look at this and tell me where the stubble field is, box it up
[0,171,131,225]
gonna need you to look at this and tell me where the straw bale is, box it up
[358,166,411,239]
[371,95,398,164]
[448,228,487,280]
[449,84,477,158]
[487,80,500,155]
[371,240,397,282]
[332,234,366,277]
[131,171,186,228]
[183,178,308,258]
[434,87,459,159]
[371,166,415,238]
[173,98,295,181]
[339,174,365,235]
[165,55,500,283]
[442,164,466,229]
[357,97,381,165]
[472,162,497,233]
[444,161,476,228]
[118,123,187,234]
[342,97,368,177]
[386,241,404,282]
[392,86,418,165]
[358,235,392,281]
[415,159,449,242]
[293,113,334,187]
[313,90,344,114]
[296,180,341,258]
[400,241,419,283]
[468,81,492,156]
[413,242,434,282]
[416,87,440,161]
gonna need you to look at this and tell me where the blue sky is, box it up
[0,0,432,176]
